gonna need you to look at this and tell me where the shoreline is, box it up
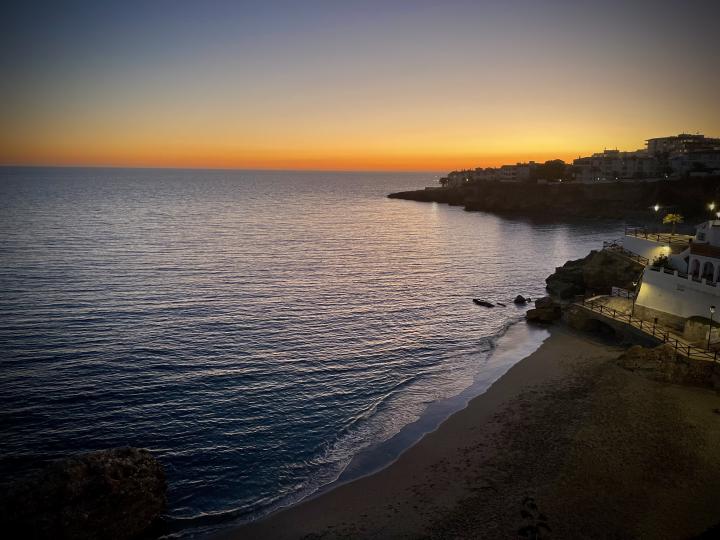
[226,324,720,539]
[316,319,550,494]
[198,319,550,537]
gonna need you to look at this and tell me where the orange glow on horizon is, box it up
[0,147,585,172]
[2,1,719,174]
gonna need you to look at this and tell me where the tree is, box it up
[532,159,567,181]
[663,213,684,236]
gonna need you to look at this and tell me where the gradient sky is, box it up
[1,0,719,171]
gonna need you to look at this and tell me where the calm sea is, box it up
[0,168,624,537]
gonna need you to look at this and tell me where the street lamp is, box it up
[709,305,716,350]
[631,281,638,318]
[710,202,716,212]
[653,203,660,213]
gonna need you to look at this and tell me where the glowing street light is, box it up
[631,280,638,317]
[710,202,716,212]
[653,204,660,213]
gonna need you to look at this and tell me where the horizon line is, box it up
[0,163,449,175]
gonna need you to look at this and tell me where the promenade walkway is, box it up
[573,296,719,363]
[625,227,692,254]
[601,241,649,265]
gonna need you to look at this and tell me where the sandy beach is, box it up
[228,325,720,539]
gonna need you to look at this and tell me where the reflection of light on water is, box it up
[0,169,626,538]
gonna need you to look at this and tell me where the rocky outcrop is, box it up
[617,344,720,388]
[526,296,562,323]
[0,447,166,540]
[387,189,466,205]
[546,249,643,299]
[545,256,586,299]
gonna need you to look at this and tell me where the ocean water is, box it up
[0,168,624,537]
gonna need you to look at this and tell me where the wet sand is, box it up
[227,326,720,539]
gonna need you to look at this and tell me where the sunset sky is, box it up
[2,0,719,171]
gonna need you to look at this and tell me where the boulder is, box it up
[582,249,643,292]
[534,296,554,309]
[514,295,528,305]
[526,297,562,324]
[0,447,166,540]
[546,249,643,299]
[545,257,586,299]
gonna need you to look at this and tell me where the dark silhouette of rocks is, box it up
[526,296,562,323]
[0,447,166,540]
[546,250,642,299]
[388,176,720,221]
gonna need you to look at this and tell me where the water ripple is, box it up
[0,167,623,537]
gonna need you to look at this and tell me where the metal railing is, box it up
[577,297,719,363]
[625,227,691,252]
[625,227,673,243]
[611,287,635,299]
[602,241,649,266]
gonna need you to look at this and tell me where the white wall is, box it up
[636,267,720,320]
[623,235,671,265]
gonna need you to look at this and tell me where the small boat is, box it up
[473,299,495,308]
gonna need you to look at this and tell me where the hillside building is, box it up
[627,221,720,331]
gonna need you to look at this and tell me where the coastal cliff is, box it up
[389,177,720,220]
[545,249,643,299]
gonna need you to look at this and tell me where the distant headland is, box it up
[389,133,720,220]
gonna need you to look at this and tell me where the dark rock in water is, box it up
[513,295,527,305]
[496,302,506,307]
[526,296,562,324]
[534,296,554,309]
[473,299,495,308]
[0,447,166,540]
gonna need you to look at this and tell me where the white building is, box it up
[573,133,720,182]
[631,221,720,329]
[573,150,661,183]
[498,162,536,183]
[669,151,720,176]
[646,133,720,157]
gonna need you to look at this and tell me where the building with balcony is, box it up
[646,133,720,157]
[629,220,720,329]
[497,162,537,183]
[573,150,661,183]
[573,133,720,182]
